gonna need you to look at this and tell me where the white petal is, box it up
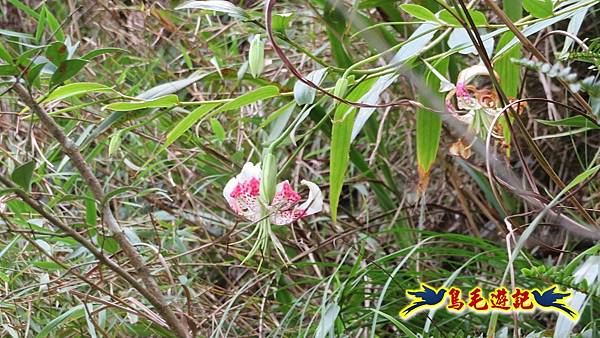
[223,162,263,221]
[238,162,261,182]
[223,177,239,205]
[457,64,490,85]
[297,180,323,216]
[223,162,261,205]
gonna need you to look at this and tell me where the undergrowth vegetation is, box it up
[0,0,599,337]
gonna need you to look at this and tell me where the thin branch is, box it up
[10,83,190,338]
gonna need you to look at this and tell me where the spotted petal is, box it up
[269,180,323,225]
[223,162,263,222]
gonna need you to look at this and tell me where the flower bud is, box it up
[249,34,265,78]
[260,150,277,204]
[333,77,348,98]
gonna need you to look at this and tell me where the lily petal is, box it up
[269,180,323,225]
[224,162,263,222]
[269,180,302,225]
[457,64,490,85]
[297,180,323,216]
[238,162,262,182]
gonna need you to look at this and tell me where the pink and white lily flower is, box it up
[223,162,323,225]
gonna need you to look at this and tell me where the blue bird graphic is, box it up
[532,286,578,320]
[400,284,447,318]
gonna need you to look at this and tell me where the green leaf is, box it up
[523,0,553,18]
[261,101,295,128]
[399,4,438,22]
[0,29,33,39]
[370,310,418,338]
[272,13,294,33]
[210,118,226,142]
[43,82,115,103]
[163,103,221,149]
[50,59,88,86]
[7,0,40,19]
[45,41,68,66]
[103,94,179,111]
[495,32,521,98]
[102,186,137,206]
[294,68,327,106]
[85,192,97,227]
[11,161,35,191]
[537,116,600,129]
[330,78,377,222]
[34,6,47,42]
[96,236,119,254]
[503,0,523,21]
[0,272,10,283]
[562,165,600,193]
[0,64,18,76]
[0,40,13,64]
[81,47,127,60]
[35,305,86,338]
[42,6,65,41]
[416,58,448,178]
[33,261,62,271]
[219,85,280,111]
[175,0,247,18]
[324,3,353,68]
[25,62,46,85]
[439,9,488,26]
[137,72,207,99]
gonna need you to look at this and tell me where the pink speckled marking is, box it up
[456,83,469,97]
[229,177,261,221]
[269,181,305,225]
[271,181,300,209]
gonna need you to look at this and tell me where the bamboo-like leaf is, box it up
[50,59,88,86]
[163,103,221,149]
[523,0,553,18]
[103,94,179,111]
[370,310,418,338]
[439,9,488,26]
[34,7,46,42]
[323,3,353,68]
[176,0,246,18]
[81,47,127,60]
[35,305,86,338]
[86,72,210,144]
[210,118,226,142]
[11,161,35,191]
[42,6,64,41]
[7,0,40,19]
[45,41,68,66]
[537,116,600,129]
[42,82,115,103]
[218,85,279,111]
[416,58,448,193]
[330,78,377,222]
[399,4,438,22]
[495,1,590,58]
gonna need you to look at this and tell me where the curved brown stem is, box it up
[264,0,422,110]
